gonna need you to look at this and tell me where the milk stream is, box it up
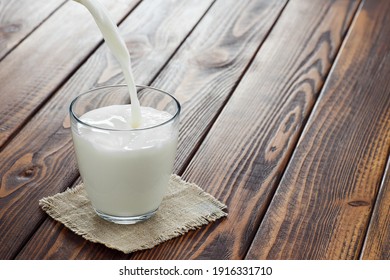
[71,0,179,218]
[73,0,141,127]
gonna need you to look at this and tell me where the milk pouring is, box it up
[70,0,180,224]
[73,0,141,127]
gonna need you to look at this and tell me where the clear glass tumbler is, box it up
[69,85,180,224]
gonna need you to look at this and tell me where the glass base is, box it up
[94,208,158,224]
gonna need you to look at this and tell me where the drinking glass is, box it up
[69,85,180,224]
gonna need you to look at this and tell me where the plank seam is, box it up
[10,0,145,259]
[13,0,216,259]
[148,0,220,176]
[147,0,218,89]
[177,0,291,176]
[12,175,82,260]
[243,0,364,260]
[359,145,390,259]
[0,0,68,62]
[0,0,143,153]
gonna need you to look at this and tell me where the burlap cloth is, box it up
[39,174,227,254]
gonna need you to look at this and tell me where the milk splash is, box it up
[73,0,141,127]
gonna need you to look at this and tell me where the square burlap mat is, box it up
[39,174,227,254]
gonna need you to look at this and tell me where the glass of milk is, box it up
[69,85,180,224]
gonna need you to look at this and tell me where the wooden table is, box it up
[0,0,389,260]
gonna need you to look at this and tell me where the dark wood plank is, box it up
[0,0,141,148]
[16,0,289,259]
[5,0,215,260]
[0,0,66,60]
[246,0,390,260]
[130,0,361,259]
[361,156,390,260]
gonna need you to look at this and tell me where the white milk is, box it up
[72,105,178,216]
[73,0,141,127]
[71,1,179,220]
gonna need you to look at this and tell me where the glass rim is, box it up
[69,84,181,132]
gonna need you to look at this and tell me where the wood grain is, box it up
[0,0,66,60]
[16,0,289,259]
[152,0,290,174]
[246,0,390,260]
[5,0,215,260]
[131,0,361,259]
[361,155,390,260]
[0,0,141,148]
